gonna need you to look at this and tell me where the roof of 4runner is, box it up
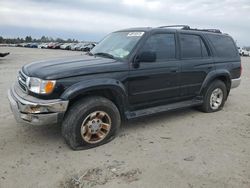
[118,25,226,35]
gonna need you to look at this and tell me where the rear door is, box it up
[179,33,214,98]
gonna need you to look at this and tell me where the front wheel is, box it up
[200,80,227,113]
[62,96,121,150]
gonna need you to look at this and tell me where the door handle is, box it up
[207,66,213,69]
[170,67,178,73]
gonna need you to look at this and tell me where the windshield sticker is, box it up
[127,32,144,37]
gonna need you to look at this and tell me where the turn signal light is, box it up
[44,81,55,94]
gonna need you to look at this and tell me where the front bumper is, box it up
[8,84,69,126]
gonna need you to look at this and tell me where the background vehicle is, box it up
[38,43,48,49]
[52,43,63,49]
[239,47,250,56]
[47,42,57,49]
[17,43,26,47]
[8,25,241,150]
[60,43,71,50]
[70,43,84,51]
[81,43,96,51]
[23,43,38,48]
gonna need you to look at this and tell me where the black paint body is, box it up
[22,28,241,119]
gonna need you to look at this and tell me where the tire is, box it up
[200,80,227,113]
[62,96,121,150]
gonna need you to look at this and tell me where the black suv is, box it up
[8,25,241,150]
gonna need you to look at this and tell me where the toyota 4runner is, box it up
[8,25,241,150]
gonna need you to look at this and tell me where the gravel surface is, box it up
[0,47,249,188]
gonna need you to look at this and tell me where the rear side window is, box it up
[207,34,238,58]
[141,33,176,61]
[180,34,209,59]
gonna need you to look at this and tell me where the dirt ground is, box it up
[0,47,249,188]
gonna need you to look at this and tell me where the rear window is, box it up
[207,34,238,58]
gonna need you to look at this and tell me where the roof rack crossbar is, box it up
[158,25,222,34]
[184,28,222,33]
[158,25,190,29]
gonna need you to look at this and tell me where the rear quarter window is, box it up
[206,34,238,58]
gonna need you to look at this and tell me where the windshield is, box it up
[91,31,144,60]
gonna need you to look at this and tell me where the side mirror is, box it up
[137,51,156,63]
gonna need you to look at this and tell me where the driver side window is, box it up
[141,33,176,61]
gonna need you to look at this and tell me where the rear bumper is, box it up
[231,78,241,89]
[8,84,68,126]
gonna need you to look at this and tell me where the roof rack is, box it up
[187,28,222,34]
[158,25,190,29]
[158,25,222,34]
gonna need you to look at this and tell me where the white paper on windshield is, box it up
[127,32,144,37]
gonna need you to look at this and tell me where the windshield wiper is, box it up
[87,51,94,56]
[94,52,114,59]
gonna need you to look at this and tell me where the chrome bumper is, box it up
[231,78,241,89]
[8,84,69,126]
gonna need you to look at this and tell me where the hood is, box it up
[22,55,128,80]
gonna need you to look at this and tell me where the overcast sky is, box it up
[0,0,250,46]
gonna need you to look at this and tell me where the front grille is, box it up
[19,71,27,82]
[18,80,27,91]
[18,71,28,93]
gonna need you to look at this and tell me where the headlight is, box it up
[28,77,56,94]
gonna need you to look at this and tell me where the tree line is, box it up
[0,36,79,44]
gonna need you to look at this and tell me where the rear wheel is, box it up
[200,80,227,113]
[62,96,121,150]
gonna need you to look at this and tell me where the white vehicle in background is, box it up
[38,43,48,49]
[238,47,250,56]
[59,43,71,50]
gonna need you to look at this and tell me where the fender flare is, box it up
[61,78,128,110]
[199,70,231,95]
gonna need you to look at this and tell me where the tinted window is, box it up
[180,34,209,58]
[141,34,176,61]
[207,34,237,57]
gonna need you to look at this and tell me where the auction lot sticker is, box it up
[127,32,144,37]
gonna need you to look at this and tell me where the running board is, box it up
[126,100,203,120]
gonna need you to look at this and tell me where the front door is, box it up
[128,32,181,109]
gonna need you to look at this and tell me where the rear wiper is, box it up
[94,52,114,59]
